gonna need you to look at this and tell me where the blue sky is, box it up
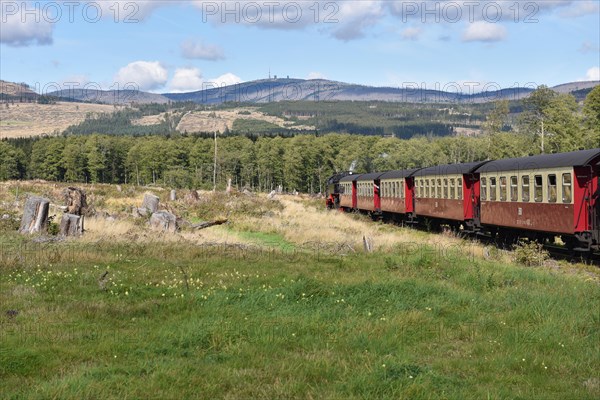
[1,0,599,94]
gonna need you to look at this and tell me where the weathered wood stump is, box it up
[149,211,178,233]
[184,190,199,203]
[142,193,160,213]
[226,178,232,193]
[19,196,50,234]
[170,190,177,201]
[60,213,83,236]
[63,187,88,215]
[267,190,277,199]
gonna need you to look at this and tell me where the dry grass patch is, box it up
[176,108,314,133]
[0,102,116,138]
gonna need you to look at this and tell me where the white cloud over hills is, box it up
[168,67,242,93]
[114,61,169,91]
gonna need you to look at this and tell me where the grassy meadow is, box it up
[0,181,598,399]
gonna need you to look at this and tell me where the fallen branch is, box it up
[191,219,228,230]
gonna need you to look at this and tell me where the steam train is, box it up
[326,149,600,252]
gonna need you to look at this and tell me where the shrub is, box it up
[513,238,549,267]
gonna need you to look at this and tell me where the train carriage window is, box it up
[490,177,497,201]
[562,173,572,203]
[397,181,401,198]
[481,177,487,201]
[499,177,507,201]
[436,179,442,198]
[400,180,405,198]
[534,175,543,202]
[458,178,463,200]
[450,178,456,199]
[548,175,557,203]
[424,179,429,198]
[510,176,518,202]
[522,176,530,202]
[443,179,448,199]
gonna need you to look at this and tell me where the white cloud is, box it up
[114,61,168,91]
[462,21,507,42]
[307,72,327,80]
[400,27,421,40]
[585,67,600,81]
[0,6,53,46]
[181,39,225,60]
[208,73,242,87]
[168,68,242,92]
[559,0,600,17]
[169,67,205,92]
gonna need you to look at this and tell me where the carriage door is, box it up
[593,173,600,246]
[374,180,381,212]
[352,180,358,209]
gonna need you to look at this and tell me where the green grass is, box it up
[235,230,295,251]
[0,235,599,399]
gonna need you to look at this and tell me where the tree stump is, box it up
[226,178,232,193]
[184,190,199,203]
[267,190,277,199]
[19,196,50,234]
[170,190,177,201]
[60,214,82,236]
[149,211,178,233]
[142,193,160,213]
[63,187,88,215]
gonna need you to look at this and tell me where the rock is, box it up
[267,190,277,199]
[142,193,160,213]
[1,214,9,220]
[149,211,178,233]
